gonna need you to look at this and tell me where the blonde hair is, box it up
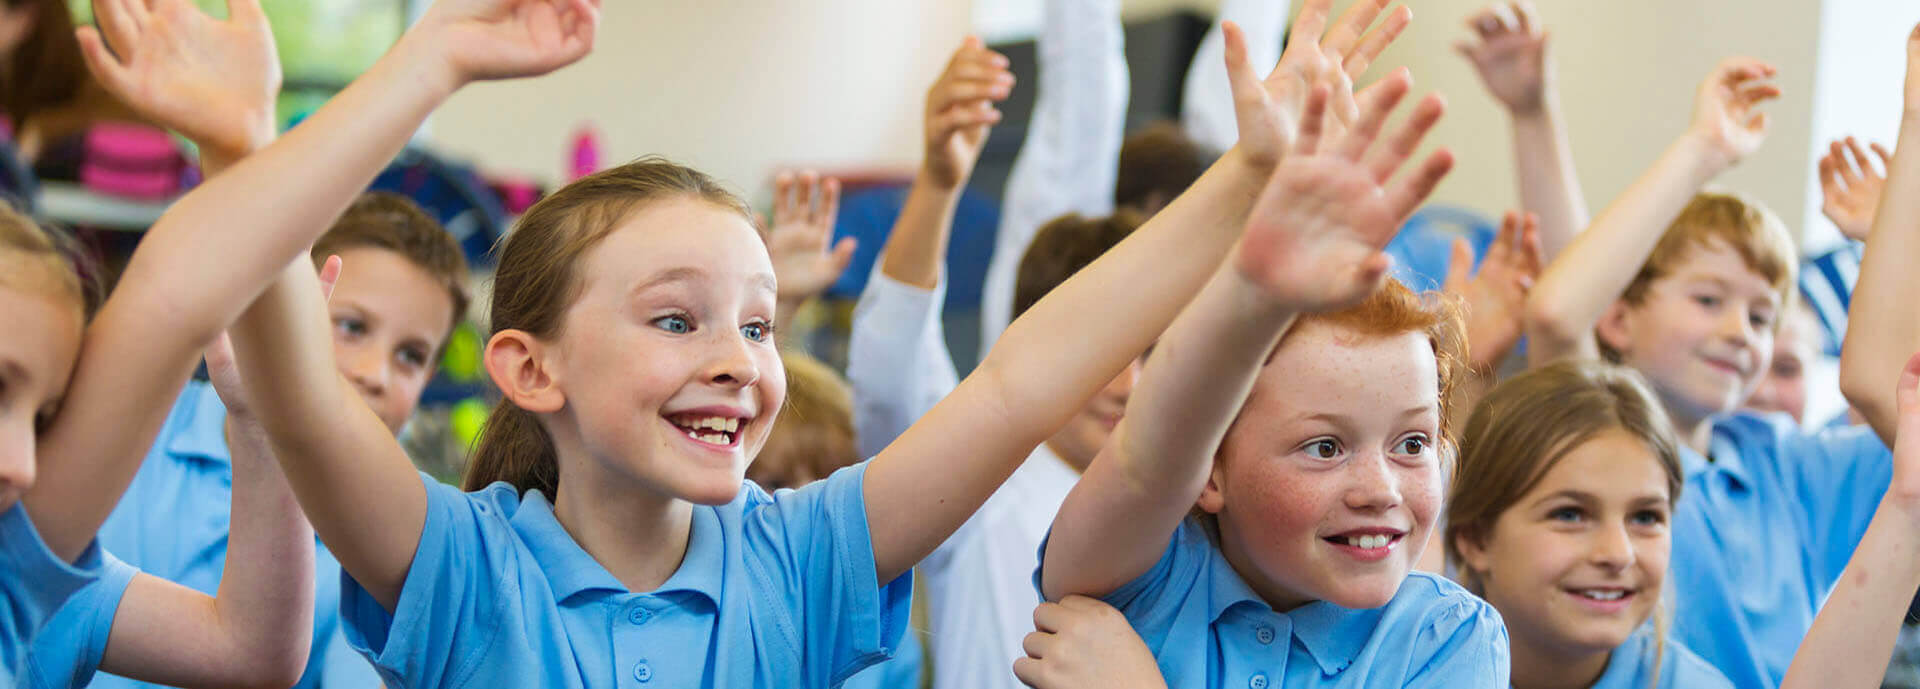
[0,203,94,318]
[746,352,857,491]
[1444,360,1682,686]
[1620,191,1797,310]
[462,158,755,495]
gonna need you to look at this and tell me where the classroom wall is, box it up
[423,0,967,203]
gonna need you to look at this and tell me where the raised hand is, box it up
[1686,57,1781,170]
[410,0,599,85]
[923,36,1013,190]
[1225,0,1413,171]
[1012,596,1167,689]
[1234,81,1452,312]
[1819,137,1892,242]
[1445,211,1544,372]
[767,171,855,307]
[1455,1,1549,115]
[74,0,281,158]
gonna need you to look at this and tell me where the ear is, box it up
[1452,526,1491,581]
[1594,299,1636,356]
[1196,462,1228,514]
[485,329,565,414]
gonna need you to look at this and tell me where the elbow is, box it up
[1838,344,1893,424]
[1523,293,1582,354]
[228,648,310,689]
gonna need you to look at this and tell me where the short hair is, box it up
[1011,210,1143,320]
[747,352,858,491]
[1621,190,1798,308]
[1114,121,1210,213]
[311,193,470,338]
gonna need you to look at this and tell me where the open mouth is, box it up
[666,413,746,448]
[1565,587,1637,609]
[1323,530,1405,560]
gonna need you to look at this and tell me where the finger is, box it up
[1845,137,1876,177]
[1344,5,1410,78]
[1337,72,1410,161]
[1745,111,1769,135]
[1385,148,1456,220]
[797,171,822,228]
[95,0,144,64]
[1831,141,1863,187]
[74,27,134,92]
[1287,0,1333,55]
[772,172,796,227]
[1021,630,1054,659]
[1818,155,1843,195]
[931,106,1004,141]
[948,61,1016,87]
[1873,142,1895,169]
[1031,601,1069,633]
[1512,0,1539,35]
[1011,656,1046,687]
[1736,83,1782,107]
[1058,594,1109,612]
[1294,85,1330,155]
[318,255,343,302]
[816,178,842,230]
[1520,213,1545,273]
[1466,9,1499,40]
[1443,236,1473,293]
[1366,91,1443,183]
[829,236,857,275]
[934,81,1015,110]
[226,0,268,25]
[1487,2,1518,36]
[1224,22,1269,114]
[1321,0,1388,57]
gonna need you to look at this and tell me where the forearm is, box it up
[1526,134,1725,366]
[878,175,964,289]
[99,572,309,689]
[1042,262,1296,600]
[209,414,316,681]
[1779,502,1920,689]
[1840,116,1920,441]
[1509,101,1589,258]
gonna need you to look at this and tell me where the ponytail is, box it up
[462,400,559,495]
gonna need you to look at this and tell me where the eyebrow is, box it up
[1296,404,1436,426]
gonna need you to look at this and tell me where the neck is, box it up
[1508,633,1612,689]
[550,448,695,594]
[1673,410,1715,457]
[1215,516,1312,612]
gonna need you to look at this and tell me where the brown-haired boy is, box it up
[1527,56,1900,689]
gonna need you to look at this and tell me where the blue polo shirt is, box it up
[1047,518,1509,688]
[341,462,912,688]
[1669,412,1891,689]
[1,504,108,683]
[25,380,364,689]
[1579,625,1732,689]
[22,551,137,688]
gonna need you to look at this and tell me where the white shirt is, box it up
[850,269,1081,689]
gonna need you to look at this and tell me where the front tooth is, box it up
[1371,535,1386,549]
[725,418,740,433]
[704,417,724,431]
[701,432,726,444]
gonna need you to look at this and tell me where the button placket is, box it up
[632,660,652,683]
[1249,672,1269,689]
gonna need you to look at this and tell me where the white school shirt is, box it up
[849,269,1080,689]
[1182,0,1291,154]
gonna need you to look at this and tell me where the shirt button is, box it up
[1254,625,1275,645]
[632,661,652,682]
[627,607,652,625]
[1249,673,1269,689]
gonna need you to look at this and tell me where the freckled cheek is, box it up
[1400,464,1444,535]
[1233,462,1336,546]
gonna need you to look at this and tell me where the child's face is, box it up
[1201,322,1443,611]
[1456,431,1671,662]
[1600,240,1780,426]
[549,199,785,506]
[326,247,455,435]
[0,284,83,511]
[1746,303,1820,423]
[1049,357,1142,471]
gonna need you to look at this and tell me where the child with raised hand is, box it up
[1525,53,1917,689]
[1446,360,1732,689]
[221,2,1423,687]
[1456,0,1588,256]
[852,6,1414,686]
[1039,70,1499,689]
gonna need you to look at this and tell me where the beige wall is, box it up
[424,1,968,203]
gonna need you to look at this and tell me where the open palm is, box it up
[1689,58,1780,167]
[767,171,854,304]
[1456,2,1548,113]
[76,0,280,155]
[1225,0,1412,172]
[417,0,599,83]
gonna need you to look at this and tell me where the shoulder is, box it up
[1390,573,1508,650]
[1659,636,1736,689]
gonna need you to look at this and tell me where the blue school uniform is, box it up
[1577,626,1732,689]
[340,462,912,688]
[22,552,138,688]
[1047,518,1509,688]
[1669,412,1891,689]
[26,380,365,689]
[1,504,108,682]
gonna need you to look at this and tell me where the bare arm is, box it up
[879,38,1012,289]
[1840,27,1920,443]
[1781,349,1920,689]
[1043,81,1451,600]
[1525,58,1778,367]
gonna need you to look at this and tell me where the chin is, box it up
[681,476,745,506]
[1317,572,1407,610]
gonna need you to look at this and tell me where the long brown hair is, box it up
[461,158,753,495]
[0,0,87,128]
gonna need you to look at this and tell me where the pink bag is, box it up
[79,123,187,199]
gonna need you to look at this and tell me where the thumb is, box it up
[829,237,858,271]
[1443,236,1474,293]
[1898,349,1920,420]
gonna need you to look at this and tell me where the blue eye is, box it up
[1629,510,1667,527]
[653,315,693,334]
[741,322,770,343]
[1548,507,1584,523]
[334,317,367,338]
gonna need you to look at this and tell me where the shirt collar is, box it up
[1678,419,1751,489]
[1206,539,1384,676]
[164,381,232,465]
[510,488,725,605]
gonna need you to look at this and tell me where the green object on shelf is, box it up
[450,397,489,453]
[440,321,484,382]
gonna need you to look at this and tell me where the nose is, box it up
[704,329,762,389]
[341,343,388,400]
[1717,306,1754,349]
[1588,521,1637,571]
[0,422,37,509]
[1342,451,1403,513]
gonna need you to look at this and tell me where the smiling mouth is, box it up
[1566,587,1637,608]
[666,413,745,447]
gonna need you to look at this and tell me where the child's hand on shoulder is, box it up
[922,36,1012,190]
[1444,211,1543,372]
[1232,81,1451,313]
[74,0,280,158]
[1884,349,1920,519]
[1454,1,1549,115]
[410,0,598,87]
[1012,596,1167,689]
[1225,0,1411,173]
[767,171,854,307]
[1684,57,1780,171]
[1819,137,1892,242]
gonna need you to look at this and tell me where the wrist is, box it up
[388,30,465,103]
[1671,131,1736,179]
